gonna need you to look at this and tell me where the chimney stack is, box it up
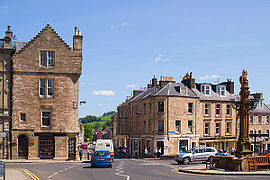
[3,25,13,48]
[181,72,195,89]
[151,75,158,87]
[73,26,83,51]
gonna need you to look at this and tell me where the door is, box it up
[18,135,28,159]
[68,137,76,160]
[39,135,55,159]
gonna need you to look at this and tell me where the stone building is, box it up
[0,26,13,159]
[112,73,239,157]
[249,93,270,154]
[0,24,83,159]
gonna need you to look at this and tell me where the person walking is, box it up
[231,147,235,155]
[154,147,158,158]
[79,147,83,161]
[144,147,148,158]
[157,148,161,158]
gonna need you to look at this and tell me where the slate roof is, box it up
[191,88,237,102]
[250,103,270,114]
[154,82,197,98]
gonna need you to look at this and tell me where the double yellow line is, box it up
[23,169,39,180]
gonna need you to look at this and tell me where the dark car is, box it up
[91,150,112,168]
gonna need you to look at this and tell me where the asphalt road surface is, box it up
[7,158,270,180]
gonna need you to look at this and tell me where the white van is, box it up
[95,139,114,157]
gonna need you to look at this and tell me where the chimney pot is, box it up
[75,27,78,35]
[7,25,11,31]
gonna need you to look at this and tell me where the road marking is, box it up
[23,169,40,180]
[115,160,130,180]
[47,164,82,180]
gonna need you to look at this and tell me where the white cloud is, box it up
[154,54,170,62]
[98,104,103,107]
[125,84,136,88]
[211,74,220,79]
[199,75,210,80]
[92,90,115,96]
[111,21,129,30]
[199,74,220,80]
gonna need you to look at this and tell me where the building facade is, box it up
[249,93,270,154]
[112,73,239,157]
[0,25,82,159]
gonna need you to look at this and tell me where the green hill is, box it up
[79,111,115,130]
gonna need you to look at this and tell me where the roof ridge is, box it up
[14,24,71,55]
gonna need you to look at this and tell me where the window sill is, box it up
[41,126,51,130]
[225,133,232,136]
[204,134,210,137]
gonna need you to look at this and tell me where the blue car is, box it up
[91,150,112,168]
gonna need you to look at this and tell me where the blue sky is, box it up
[1,0,270,117]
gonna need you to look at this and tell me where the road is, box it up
[7,158,270,180]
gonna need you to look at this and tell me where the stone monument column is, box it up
[235,70,253,158]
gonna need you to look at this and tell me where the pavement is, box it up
[6,169,30,180]
[178,163,270,176]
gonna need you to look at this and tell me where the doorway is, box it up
[68,137,76,160]
[39,135,55,159]
[18,135,28,159]
[157,141,164,155]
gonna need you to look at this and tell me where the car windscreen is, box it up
[94,151,109,156]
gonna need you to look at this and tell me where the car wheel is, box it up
[208,156,213,162]
[91,165,96,168]
[183,157,191,165]
[109,164,112,168]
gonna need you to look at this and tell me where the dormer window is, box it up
[217,86,226,97]
[255,99,264,108]
[201,85,211,96]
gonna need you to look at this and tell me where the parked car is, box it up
[91,150,112,168]
[174,147,217,165]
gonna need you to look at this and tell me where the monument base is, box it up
[214,156,250,171]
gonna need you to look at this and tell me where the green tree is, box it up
[84,124,93,142]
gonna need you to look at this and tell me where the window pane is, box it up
[40,79,46,96]
[47,79,54,96]
[40,51,47,66]
[42,111,51,126]
[158,102,164,113]
[48,51,55,66]
[188,121,192,132]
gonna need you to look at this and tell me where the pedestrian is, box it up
[157,148,161,158]
[154,147,158,158]
[144,147,148,158]
[79,147,83,160]
[231,147,235,155]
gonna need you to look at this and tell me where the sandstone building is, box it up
[0,25,82,159]
[112,73,241,157]
[249,93,270,154]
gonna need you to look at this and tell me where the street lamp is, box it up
[80,101,86,105]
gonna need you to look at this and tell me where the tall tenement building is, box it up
[0,24,83,159]
[112,73,270,157]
